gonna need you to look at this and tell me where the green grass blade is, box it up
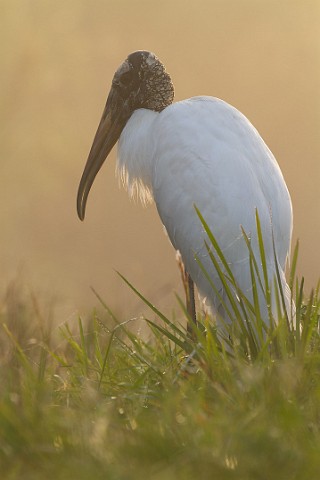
[289,240,299,292]
[195,206,235,280]
[117,271,189,342]
[255,210,273,324]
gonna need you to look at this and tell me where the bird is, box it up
[77,50,293,327]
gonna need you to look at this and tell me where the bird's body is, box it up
[118,96,292,319]
[77,51,293,323]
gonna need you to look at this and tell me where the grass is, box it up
[1,220,320,479]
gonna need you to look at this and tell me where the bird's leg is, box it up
[186,272,197,335]
[176,251,197,335]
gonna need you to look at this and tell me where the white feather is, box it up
[117,96,293,322]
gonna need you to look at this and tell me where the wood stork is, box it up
[77,50,293,325]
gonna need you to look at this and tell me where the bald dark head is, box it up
[112,50,174,112]
[77,51,174,220]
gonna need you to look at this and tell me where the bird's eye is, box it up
[120,71,133,87]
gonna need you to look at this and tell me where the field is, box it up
[1,231,320,479]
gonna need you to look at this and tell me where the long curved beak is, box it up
[77,87,129,220]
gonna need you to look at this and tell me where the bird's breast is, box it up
[117,108,159,203]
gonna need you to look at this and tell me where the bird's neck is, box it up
[117,108,158,204]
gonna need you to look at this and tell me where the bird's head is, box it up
[77,51,174,220]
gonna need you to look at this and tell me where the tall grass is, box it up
[0,221,319,479]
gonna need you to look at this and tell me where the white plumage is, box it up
[118,96,292,319]
[77,51,293,323]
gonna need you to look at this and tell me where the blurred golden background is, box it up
[1,0,319,319]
